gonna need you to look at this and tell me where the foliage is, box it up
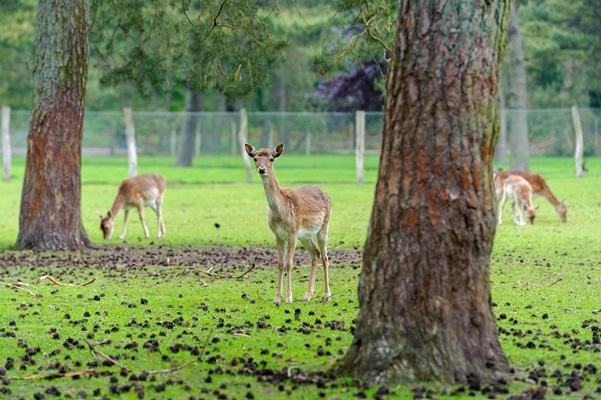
[3,1,601,110]
[306,0,395,112]
[90,0,288,99]
[316,0,395,72]
[517,0,601,107]
[306,58,386,112]
[0,0,36,108]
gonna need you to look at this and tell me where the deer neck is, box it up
[108,194,126,220]
[260,173,284,211]
[541,188,561,207]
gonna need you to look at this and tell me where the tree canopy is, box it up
[90,0,287,99]
[1,0,601,110]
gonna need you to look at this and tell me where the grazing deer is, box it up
[245,143,331,304]
[494,170,566,222]
[99,173,167,240]
[497,175,538,225]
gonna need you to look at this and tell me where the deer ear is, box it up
[561,197,566,205]
[98,212,104,220]
[244,143,256,157]
[273,144,284,158]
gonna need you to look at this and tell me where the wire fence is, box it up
[4,108,601,161]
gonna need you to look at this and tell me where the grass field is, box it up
[1,154,601,399]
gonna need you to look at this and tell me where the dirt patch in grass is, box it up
[0,245,363,270]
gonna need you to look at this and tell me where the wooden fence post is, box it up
[238,108,252,183]
[305,133,311,156]
[2,106,11,182]
[355,110,365,184]
[572,105,584,178]
[123,107,137,177]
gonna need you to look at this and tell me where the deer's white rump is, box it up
[100,173,167,240]
[496,174,538,225]
[245,143,331,304]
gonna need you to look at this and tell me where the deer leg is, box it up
[136,205,150,238]
[158,203,166,237]
[119,210,130,240]
[300,238,317,301]
[498,193,507,225]
[318,215,331,302]
[284,236,297,304]
[511,201,518,225]
[151,202,165,238]
[317,234,331,303]
[274,238,286,304]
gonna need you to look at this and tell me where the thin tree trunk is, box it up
[16,0,91,250]
[332,0,510,385]
[507,2,530,171]
[175,90,202,167]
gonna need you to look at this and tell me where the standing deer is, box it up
[99,173,167,240]
[494,170,566,222]
[497,175,538,225]
[245,143,331,304]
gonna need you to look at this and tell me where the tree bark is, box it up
[507,2,530,171]
[175,90,202,167]
[16,0,91,250]
[332,0,510,385]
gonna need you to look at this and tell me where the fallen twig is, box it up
[9,368,99,381]
[234,263,256,279]
[549,278,563,286]
[148,359,198,375]
[36,275,96,287]
[193,264,256,279]
[2,281,40,297]
[86,340,128,371]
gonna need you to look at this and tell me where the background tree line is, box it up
[1,0,600,113]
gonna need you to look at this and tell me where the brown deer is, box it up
[497,175,538,225]
[99,173,167,240]
[494,170,567,222]
[245,143,331,304]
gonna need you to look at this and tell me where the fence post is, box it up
[355,110,365,184]
[268,121,274,150]
[196,120,202,156]
[170,128,176,157]
[572,105,584,178]
[123,107,137,177]
[495,92,507,164]
[305,133,311,156]
[231,120,237,155]
[2,106,11,182]
[238,108,252,183]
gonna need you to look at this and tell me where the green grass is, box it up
[1,154,601,399]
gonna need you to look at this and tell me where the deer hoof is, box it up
[303,293,312,301]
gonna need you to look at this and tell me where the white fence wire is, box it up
[4,108,601,161]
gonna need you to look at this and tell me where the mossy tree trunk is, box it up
[332,0,511,385]
[16,0,91,250]
[176,90,202,167]
[507,2,530,171]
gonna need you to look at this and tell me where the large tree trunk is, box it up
[16,0,91,250]
[507,2,530,171]
[332,0,510,385]
[175,90,202,167]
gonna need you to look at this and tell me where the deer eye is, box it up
[270,158,274,162]
[253,157,257,162]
